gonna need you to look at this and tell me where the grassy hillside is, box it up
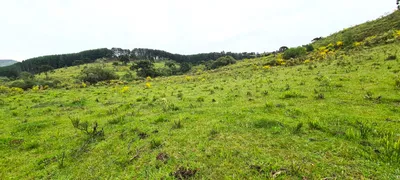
[1,42,400,179]
[313,10,400,48]
[1,11,400,179]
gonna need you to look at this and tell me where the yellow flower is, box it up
[11,87,24,94]
[395,30,400,38]
[353,42,362,47]
[336,41,343,47]
[120,86,129,93]
[145,82,151,88]
[304,60,311,64]
[32,85,39,92]
[318,47,326,51]
[263,65,271,69]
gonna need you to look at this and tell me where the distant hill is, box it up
[0,59,18,67]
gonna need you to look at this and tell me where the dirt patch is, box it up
[173,166,197,180]
[156,152,169,163]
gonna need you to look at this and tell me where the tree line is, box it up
[0,47,260,78]
[0,48,113,78]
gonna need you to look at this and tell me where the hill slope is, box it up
[0,11,400,179]
[0,59,17,67]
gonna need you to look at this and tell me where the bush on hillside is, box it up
[79,67,119,84]
[130,60,158,78]
[303,44,314,52]
[283,47,307,60]
[206,56,236,70]
[7,79,61,90]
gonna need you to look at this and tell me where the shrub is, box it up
[70,117,104,141]
[385,55,397,61]
[303,44,314,52]
[395,79,400,88]
[79,66,119,84]
[207,56,236,69]
[283,47,307,60]
[172,119,183,129]
[130,60,158,78]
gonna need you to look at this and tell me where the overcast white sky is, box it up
[0,0,397,61]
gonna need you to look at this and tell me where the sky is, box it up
[0,0,397,61]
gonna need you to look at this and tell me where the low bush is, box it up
[206,56,236,69]
[283,47,307,60]
[79,66,119,84]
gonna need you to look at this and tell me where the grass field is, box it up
[1,40,400,179]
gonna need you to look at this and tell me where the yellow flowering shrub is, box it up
[277,58,285,65]
[32,85,40,92]
[353,42,362,47]
[11,87,24,94]
[0,86,23,94]
[263,65,271,69]
[395,30,400,39]
[0,86,11,94]
[120,86,130,93]
[145,82,151,88]
[336,41,343,47]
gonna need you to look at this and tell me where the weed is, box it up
[196,96,205,102]
[285,108,303,119]
[108,115,125,125]
[177,92,183,99]
[345,128,360,140]
[71,98,86,107]
[154,116,169,124]
[308,120,323,131]
[364,91,374,100]
[395,79,400,88]
[172,119,183,129]
[292,122,303,134]
[281,91,307,99]
[137,132,149,139]
[315,93,325,99]
[385,55,397,61]
[70,117,104,141]
[254,119,284,129]
[357,121,373,139]
[160,98,180,112]
[57,152,66,169]
[265,102,274,110]
[150,139,162,149]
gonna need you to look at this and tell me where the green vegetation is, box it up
[283,47,307,60]
[1,10,400,179]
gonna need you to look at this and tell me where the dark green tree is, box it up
[130,60,157,78]
[179,62,192,73]
[118,55,130,65]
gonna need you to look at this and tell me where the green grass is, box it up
[1,42,400,179]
